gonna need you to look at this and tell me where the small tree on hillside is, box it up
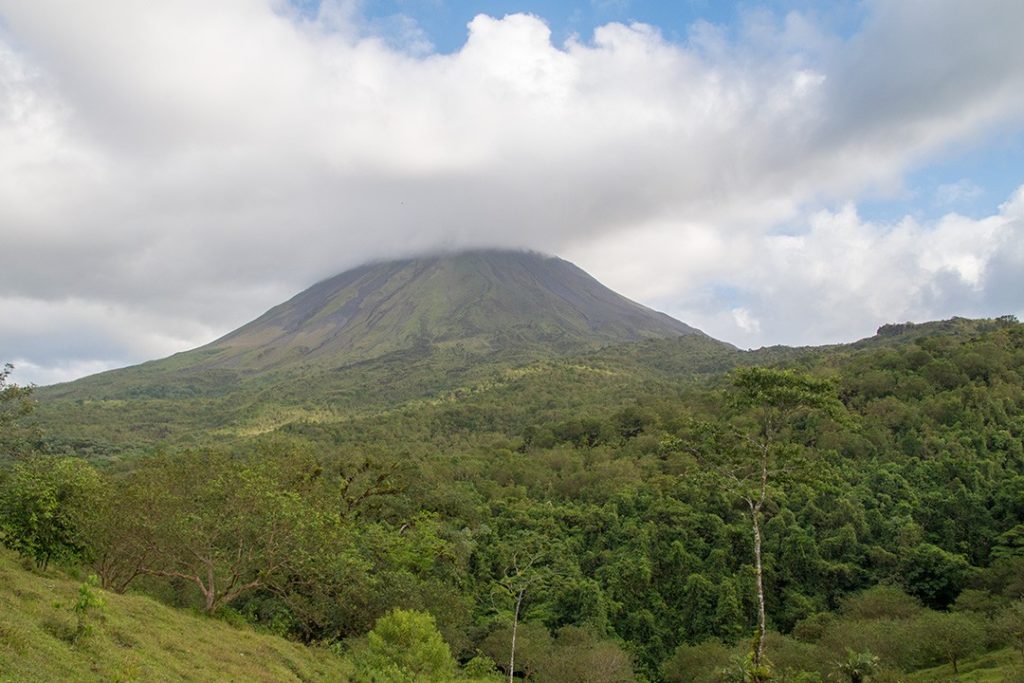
[82,472,161,592]
[354,609,456,683]
[915,611,983,674]
[995,600,1024,664]
[0,363,36,457]
[0,456,102,568]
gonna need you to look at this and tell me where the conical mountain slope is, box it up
[203,250,699,370]
[42,250,709,401]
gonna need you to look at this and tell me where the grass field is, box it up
[0,550,351,683]
[904,648,1023,682]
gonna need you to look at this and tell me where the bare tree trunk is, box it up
[750,433,770,671]
[751,504,766,668]
[205,561,217,612]
[509,588,524,683]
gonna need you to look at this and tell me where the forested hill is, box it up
[4,316,1024,681]
[29,314,1015,454]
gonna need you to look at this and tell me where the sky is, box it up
[2,0,1023,386]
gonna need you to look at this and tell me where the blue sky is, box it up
[352,0,866,52]
[857,127,1024,224]
[1,0,1023,383]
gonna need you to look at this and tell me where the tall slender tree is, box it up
[694,367,842,676]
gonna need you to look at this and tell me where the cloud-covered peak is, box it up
[1,0,1022,383]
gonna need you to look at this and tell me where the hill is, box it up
[30,313,1018,455]
[0,549,350,682]
[209,249,700,365]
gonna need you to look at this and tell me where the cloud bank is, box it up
[1,0,1023,382]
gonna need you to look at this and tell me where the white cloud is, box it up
[7,359,122,387]
[935,179,984,206]
[623,185,1024,349]
[0,1,1023,383]
[731,308,761,336]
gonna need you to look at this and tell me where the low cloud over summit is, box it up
[2,0,1023,383]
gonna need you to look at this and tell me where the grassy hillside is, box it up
[906,648,1023,682]
[0,549,351,683]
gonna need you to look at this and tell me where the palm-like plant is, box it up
[834,649,880,683]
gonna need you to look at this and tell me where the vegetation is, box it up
[3,315,1024,680]
[0,547,351,682]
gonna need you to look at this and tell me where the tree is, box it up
[897,543,970,609]
[535,626,636,683]
[0,456,101,568]
[694,367,842,676]
[839,585,922,621]
[995,600,1024,664]
[136,452,313,613]
[0,363,36,457]
[662,640,732,683]
[914,611,984,674]
[494,549,545,683]
[354,609,456,683]
[481,621,553,681]
[82,472,162,592]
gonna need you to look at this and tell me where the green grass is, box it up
[904,648,1024,682]
[0,550,351,682]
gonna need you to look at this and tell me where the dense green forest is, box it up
[3,318,1024,681]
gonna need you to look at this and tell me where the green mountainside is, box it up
[211,249,700,364]
[41,250,702,402]
[6,250,1024,682]
[33,250,713,451]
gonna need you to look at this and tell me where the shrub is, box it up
[353,609,456,683]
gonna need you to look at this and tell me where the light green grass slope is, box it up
[0,550,351,683]
[904,648,1023,682]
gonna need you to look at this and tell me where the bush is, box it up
[0,456,101,569]
[353,609,456,683]
[662,640,732,683]
[839,585,922,621]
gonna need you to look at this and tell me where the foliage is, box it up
[69,574,105,643]
[353,609,456,683]
[834,649,879,683]
[994,601,1024,664]
[0,456,101,568]
[898,543,971,609]
[6,317,1024,681]
[717,652,773,683]
[0,362,36,457]
[663,640,733,683]
[127,450,317,612]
